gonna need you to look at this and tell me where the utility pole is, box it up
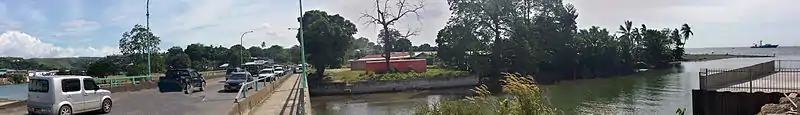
[146,0,152,80]
[298,0,307,114]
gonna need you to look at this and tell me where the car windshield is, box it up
[168,70,190,76]
[28,79,49,92]
[260,70,274,74]
[229,74,248,80]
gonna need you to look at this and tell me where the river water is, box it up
[310,47,800,115]
[1,47,799,114]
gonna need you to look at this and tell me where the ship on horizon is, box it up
[750,40,779,48]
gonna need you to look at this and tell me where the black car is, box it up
[226,67,244,75]
[158,68,207,94]
[224,72,254,92]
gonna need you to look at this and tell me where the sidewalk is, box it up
[249,74,304,115]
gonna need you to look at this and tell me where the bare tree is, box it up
[360,0,424,73]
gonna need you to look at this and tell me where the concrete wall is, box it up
[310,75,479,96]
[692,90,782,115]
[700,60,776,90]
[350,61,366,70]
[227,73,294,115]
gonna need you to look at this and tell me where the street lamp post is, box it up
[240,30,254,66]
[297,0,307,114]
[145,0,152,81]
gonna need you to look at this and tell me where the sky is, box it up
[0,0,798,58]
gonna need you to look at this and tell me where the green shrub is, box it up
[10,74,26,83]
[415,74,559,115]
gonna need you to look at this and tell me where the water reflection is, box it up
[309,57,792,115]
[311,88,473,115]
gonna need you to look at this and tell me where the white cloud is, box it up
[564,0,800,47]
[0,31,117,58]
[53,19,100,37]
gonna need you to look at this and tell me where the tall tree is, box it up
[119,24,161,62]
[417,43,433,51]
[287,45,303,63]
[228,45,250,67]
[248,46,265,57]
[118,24,161,75]
[298,10,357,79]
[393,38,412,52]
[361,0,424,73]
[681,24,693,41]
[446,0,526,92]
[166,46,191,69]
[87,58,118,78]
[265,45,288,63]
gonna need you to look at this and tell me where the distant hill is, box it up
[28,57,102,70]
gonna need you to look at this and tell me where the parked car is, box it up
[257,69,276,82]
[224,72,254,92]
[274,66,285,76]
[158,68,206,94]
[27,75,113,115]
[295,65,304,73]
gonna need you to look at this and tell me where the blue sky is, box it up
[0,0,798,58]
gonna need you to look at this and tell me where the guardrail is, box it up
[228,69,295,115]
[233,71,291,101]
[295,74,308,115]
[93,70,225,88]
[699,60,800,92]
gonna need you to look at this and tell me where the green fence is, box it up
[93,70,225,88]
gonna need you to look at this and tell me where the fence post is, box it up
[699,69,707,90]
[748,69,753,93]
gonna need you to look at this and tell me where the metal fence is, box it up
[94,70,225,88]
[699,60,800,93]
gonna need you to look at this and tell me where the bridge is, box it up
[0,71,311,115]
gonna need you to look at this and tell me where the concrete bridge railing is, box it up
[228,70,295,115]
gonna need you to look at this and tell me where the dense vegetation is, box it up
[0,57,55,70]
[416,74,559,115]
[296,10,358,82]
[85,24,305,77]
[434,0,693,89]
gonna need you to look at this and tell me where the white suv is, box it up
[273,66,285,76]
[27,75,113,115]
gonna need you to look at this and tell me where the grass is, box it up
[323,68,470,83]
[413,74,559,115]
[0,98,13,102]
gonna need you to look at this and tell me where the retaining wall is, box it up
[700,60,776,90]
[310,75,480,96]
[691,90,782,115]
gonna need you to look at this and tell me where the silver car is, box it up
[27,75,113,115]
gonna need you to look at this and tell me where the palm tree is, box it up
[680,23,693,40]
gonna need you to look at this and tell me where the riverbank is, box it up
[683,54,775,62]
[310,75,480,96]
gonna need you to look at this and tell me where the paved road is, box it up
[2,75,282,115]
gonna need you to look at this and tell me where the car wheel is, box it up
[199,83,205,91]
[100,99,112,113]
[184,85,192,94]
[58,105,72,115]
